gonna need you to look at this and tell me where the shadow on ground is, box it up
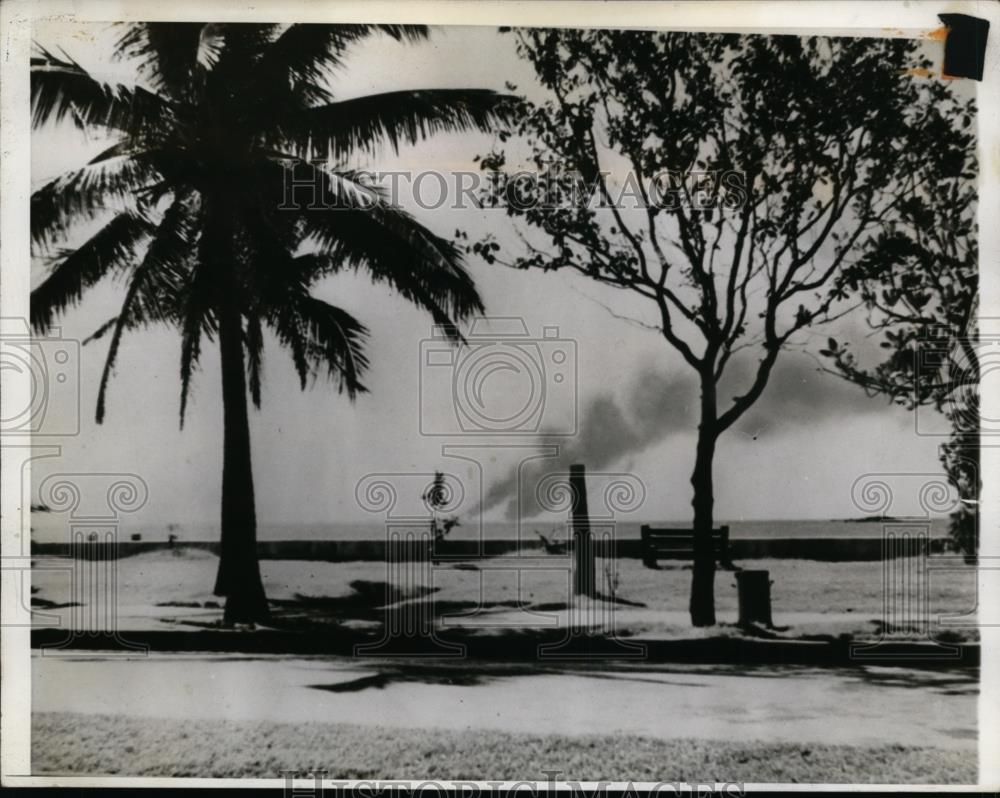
[303,658,978,697]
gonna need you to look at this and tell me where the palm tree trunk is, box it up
[213,290,269,624]
[689,374,718,627]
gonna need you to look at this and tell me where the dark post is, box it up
[719,524,736,569]
[640,525,655,568]
[735,569,773,628]
[569,464,595,597]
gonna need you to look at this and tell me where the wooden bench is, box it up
[640,524,737,569]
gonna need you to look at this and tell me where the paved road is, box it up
[32,654,977,750]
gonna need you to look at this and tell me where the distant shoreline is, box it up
[834,515,952,524]
[30,517,953,545]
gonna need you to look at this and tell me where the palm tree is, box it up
[30,23,514,623]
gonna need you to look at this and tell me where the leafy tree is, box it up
[822,83,978,557]
[466,28,964,625]
[30,23,514,623]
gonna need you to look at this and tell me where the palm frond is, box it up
[245,314,264,408]
[114,23,208,100]
[31,211,154,333]
[234,213,319,392]
[252,159,482,341]
[176,204,225,427]
[297,295,369,397]
[176,264,216,427]
[177,282,209,427]
[252,24,429,107]
[31,155,162,250]
[31,46,171,134]
[268,293,369,398]
[95,193,197,423]
[87,140,156,165]
[82,316,119,345]
[217,23,283,60]
[297,173,483,333]
[273,308,310,390]
[195,24,226,71]
[278,89,517,159]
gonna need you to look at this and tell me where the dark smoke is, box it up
[481,366,696,519]
[481,351,892,520]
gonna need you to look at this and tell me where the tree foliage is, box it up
[465,28,973,623]
[822,81,978,555]
[31,23,515,424]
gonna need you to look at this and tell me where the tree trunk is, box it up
[689,375,718,627]
[213,290,269,624]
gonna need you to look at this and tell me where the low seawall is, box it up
[32,535,950,562]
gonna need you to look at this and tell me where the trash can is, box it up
[736,569,773,628]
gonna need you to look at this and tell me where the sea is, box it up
[28,517,952,544]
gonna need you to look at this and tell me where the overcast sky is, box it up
[30,22,963,529]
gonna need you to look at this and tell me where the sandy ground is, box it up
[29,547,979,640]
[32,654,977,782]
[32,711,977,782]
[33,655,977,750]
[29,551,979,783]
